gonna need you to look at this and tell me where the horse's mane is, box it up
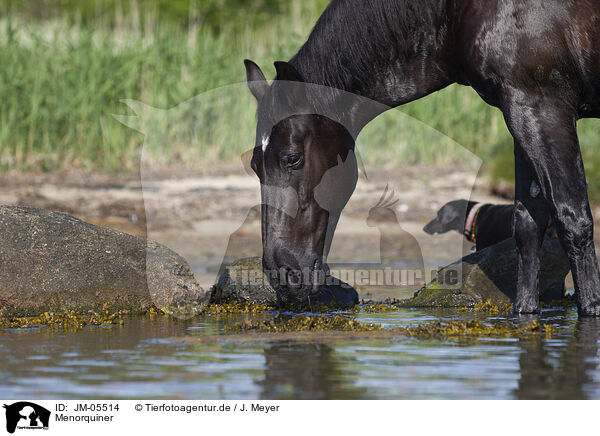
[289,0,446,104]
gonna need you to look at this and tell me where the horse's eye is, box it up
[282,153,304,170]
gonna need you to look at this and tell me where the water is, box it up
[1,308,599,399]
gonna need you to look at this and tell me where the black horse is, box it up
[244,0,600,315]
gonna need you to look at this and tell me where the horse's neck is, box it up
[290,0,453,113]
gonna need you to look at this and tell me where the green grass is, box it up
[0,0,598,201]
[0,2,331,171]
[484,118,600,202]
[0,0,289,33]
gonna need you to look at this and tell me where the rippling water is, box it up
[1,307,599,399]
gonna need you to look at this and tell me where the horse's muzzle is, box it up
[263,246,325,305]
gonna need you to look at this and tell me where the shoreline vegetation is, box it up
[0,0,599,200]
[0,300,560,340]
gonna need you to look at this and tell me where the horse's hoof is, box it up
[578,305,600,317]
[513,303,540,315]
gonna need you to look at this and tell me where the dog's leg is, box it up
[503,92,600,316]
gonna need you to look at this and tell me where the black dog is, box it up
[423,200,556,251]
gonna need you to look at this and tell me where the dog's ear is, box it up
[455,199,473,214]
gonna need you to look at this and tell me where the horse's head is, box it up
[244,59,357,305]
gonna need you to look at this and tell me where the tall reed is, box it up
[0,0,597,201]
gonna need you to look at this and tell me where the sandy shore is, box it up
[0,164,591,291]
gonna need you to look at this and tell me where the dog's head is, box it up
[423,199,470,235]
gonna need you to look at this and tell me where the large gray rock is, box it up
[0,206,206,317]
[404,236,569,307]
[211,256,359,308]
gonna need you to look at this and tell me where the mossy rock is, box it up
[403,236,569,308]
[405,285,480,308]
[211,256,359,308]
[0,206,207,318]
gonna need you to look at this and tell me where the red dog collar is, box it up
[464,203,484,242]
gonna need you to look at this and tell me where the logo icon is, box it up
[3,402,50,434]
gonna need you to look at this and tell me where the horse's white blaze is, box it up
[261,135,270,152]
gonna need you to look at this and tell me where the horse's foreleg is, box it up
[511,143,551,313]
[503,92,600,316]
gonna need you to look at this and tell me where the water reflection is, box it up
[258,342,366,399]
[515,317,600,399]
[0,309,598,399]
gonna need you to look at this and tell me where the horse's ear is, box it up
[244,59,269,101]
[274,61,304,82]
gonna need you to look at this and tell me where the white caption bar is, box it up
[0,400,592,436]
